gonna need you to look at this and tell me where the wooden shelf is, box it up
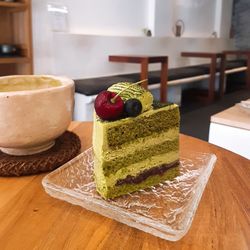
[0,1,27,9]
[0,56,30,64]
[0,0,33,75]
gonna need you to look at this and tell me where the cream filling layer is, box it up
[94,150,179,187]
[94,127,179,161]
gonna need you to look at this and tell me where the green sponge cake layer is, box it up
[107,107,179,147]
[95,164,179,199]
[93,104,179,152]
[94,126,178,162]
[94,150,179,187]
[100,138,178,176]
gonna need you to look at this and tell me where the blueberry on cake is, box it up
[93,81,180,199]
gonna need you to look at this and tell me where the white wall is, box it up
[153,0,174,37]
[32,0,55,74]
[32,0,235,78]
[143,0,218,38]
[64,0,148,36]
[219,0,233,38]
[51,34,234,79]
[173,0,216,37]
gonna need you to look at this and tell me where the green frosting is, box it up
[107,107,180,148]
[95,166,179,199]
[108,82,153,112]
[102,139,179,176]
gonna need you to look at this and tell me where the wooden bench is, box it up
[109,55,168,102]
[74,59,247,121]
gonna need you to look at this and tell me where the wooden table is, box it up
[109,55,168,102]
[181,52,223,103]
[0,122,249,250]
[219,50,250,97]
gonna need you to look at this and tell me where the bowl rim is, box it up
[0,75,74,96]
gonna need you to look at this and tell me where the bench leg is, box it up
[208,56,217,103]
[219,54,226,97]
[140,59,149,89]
[247,54,250,89]
[160,58,168,103]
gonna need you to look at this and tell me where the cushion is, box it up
[75,59,247,95]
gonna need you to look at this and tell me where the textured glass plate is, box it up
[42,148,216,241]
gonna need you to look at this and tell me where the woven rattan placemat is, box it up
[0,131,81,177]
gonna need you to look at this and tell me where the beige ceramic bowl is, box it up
[0,75,74,156]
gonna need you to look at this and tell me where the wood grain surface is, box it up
[0,0,33,75]
[0,122,249,250]
[181,51,224,103]
[211,104,250,130]
[109,55,168,103]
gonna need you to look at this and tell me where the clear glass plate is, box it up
[42,148,216,241]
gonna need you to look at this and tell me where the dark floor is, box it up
[180,87,250,141]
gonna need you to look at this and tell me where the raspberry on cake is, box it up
[93,81,180,199]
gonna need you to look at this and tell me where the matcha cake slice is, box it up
[93,81,180,199]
